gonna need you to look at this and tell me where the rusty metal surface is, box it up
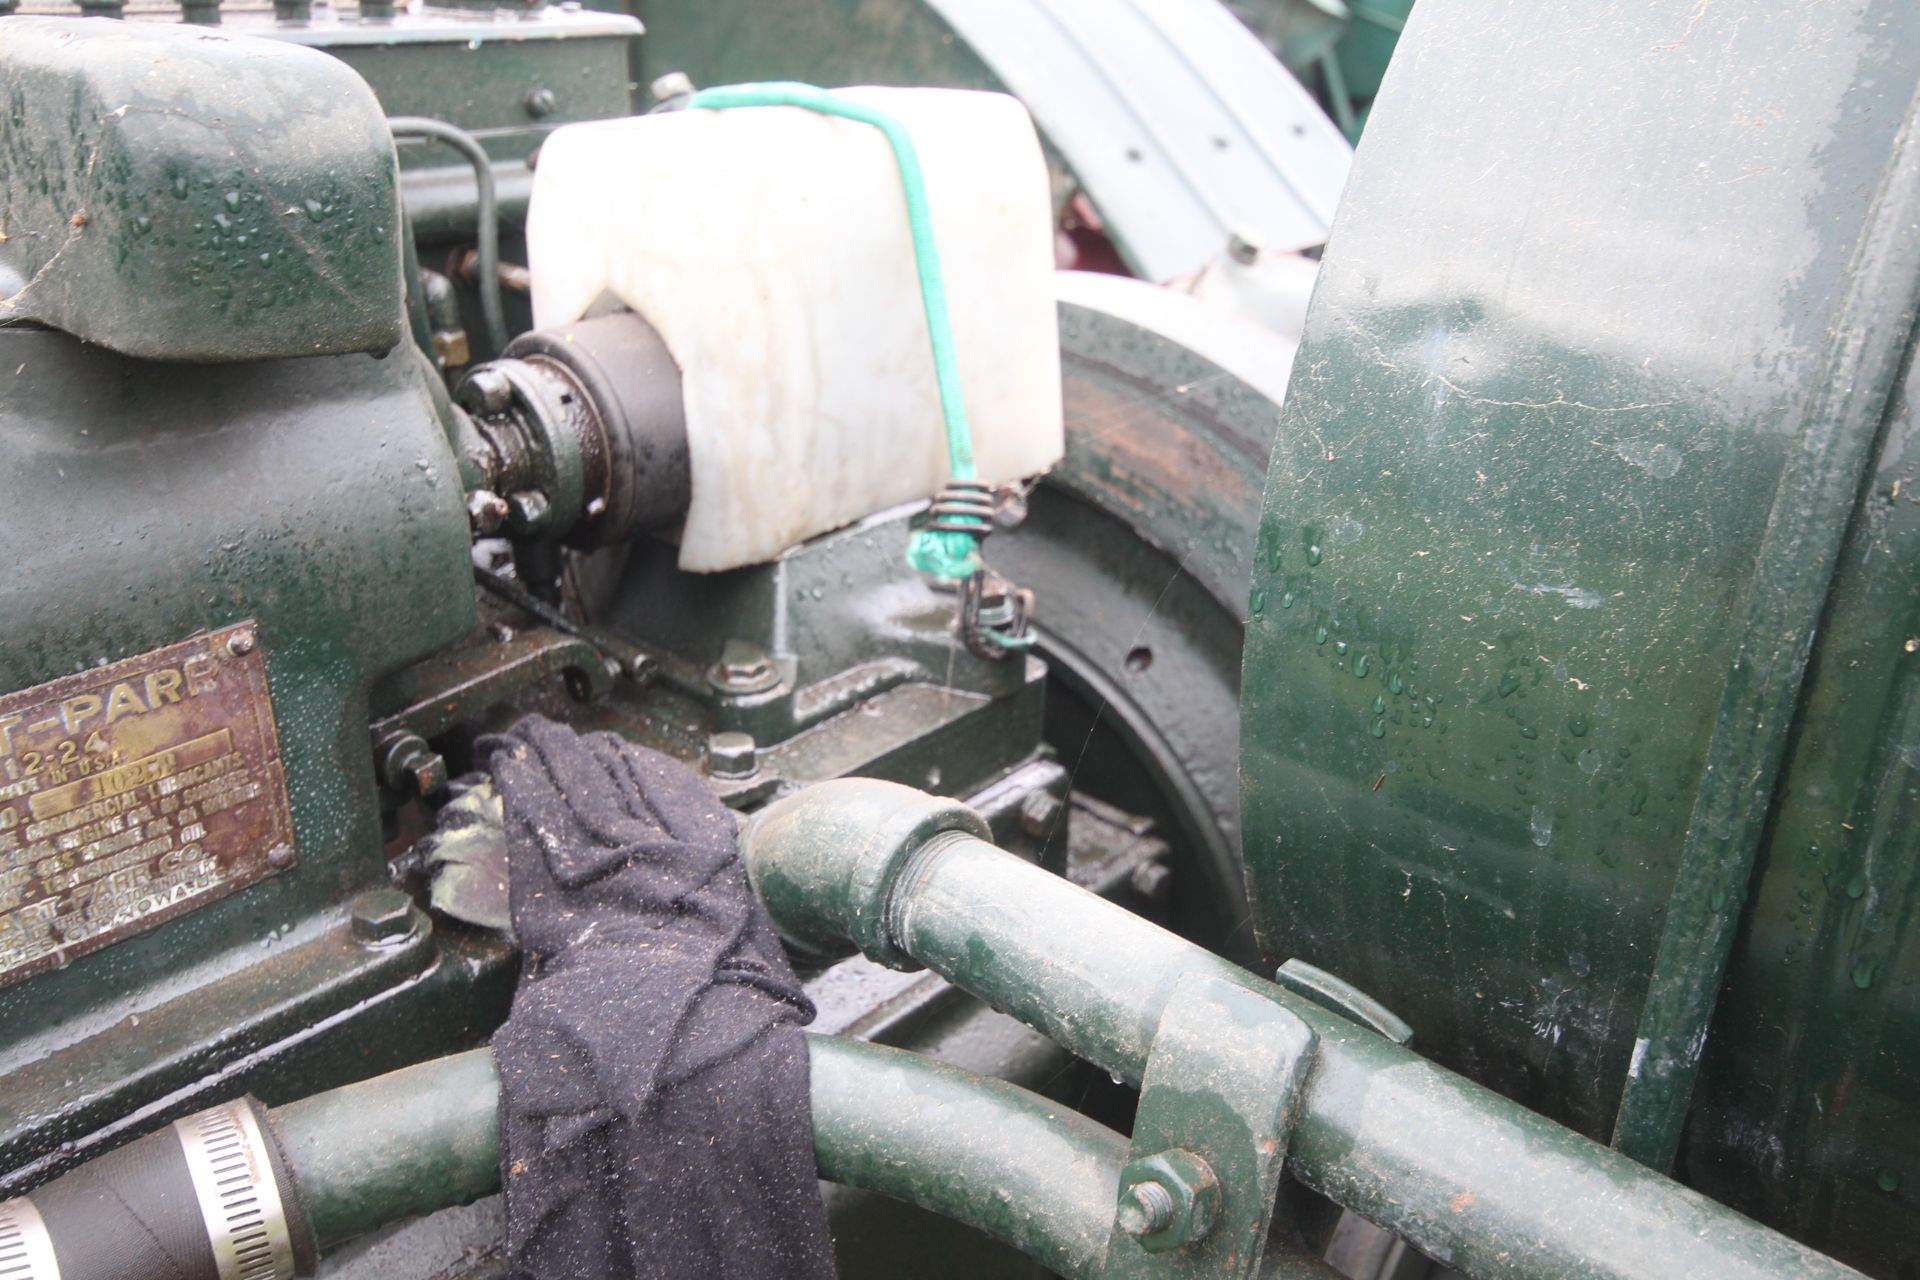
[0,622,292,989]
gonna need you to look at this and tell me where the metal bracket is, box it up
[1103,972,1318,1278]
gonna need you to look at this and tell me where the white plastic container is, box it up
[527,87,1065,572]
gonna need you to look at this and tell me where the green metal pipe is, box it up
[809,1036,1123,1280]
[274,1047,500,1251]
[269,1036,1133,1278]
[742,779,1866,1280]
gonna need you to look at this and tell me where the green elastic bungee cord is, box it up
[686,81,987,582]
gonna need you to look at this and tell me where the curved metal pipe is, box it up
[387,117,508,355]
[740,778,1867,1280]
[270,1037,1131,1279]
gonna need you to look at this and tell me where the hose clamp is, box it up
[174,1100,296,1280]
[0,1197,60,1280]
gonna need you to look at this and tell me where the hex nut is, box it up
[506,490,552,534]
[351,888,417,946]
[707,639,780,695]
[1116,1149,1220,1252]
[1018,789,1064,839]
[1226,225,1263,265]
[708,732,758,779]
[1129,860,1174,904]
[650,71,695,104]
[460,365,513,415]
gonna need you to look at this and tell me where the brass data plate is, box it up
[0,622,293,988]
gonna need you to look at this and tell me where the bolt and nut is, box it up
[378,731,448,799]
[707,639,781,695]
[1226,225,1263,265]
[650,71,696,105]
[506,490,552,535]
[1129,860,1174,904]
[1117,1180,1177,1237]
[350,888,418,947]
[707,732,758,779]
[460,366,513,416]
[467,489,511,535]
[1115,1149,1220,1252]
[1018,789,1064,840]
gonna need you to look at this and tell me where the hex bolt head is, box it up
[506,490,552,535]
[460,366,513,415]
[1129,860,1174,904]
[225,629,257,657]
[1117,1181,1176,1238]
[1019,790,1064,839]
[467,489,510,535]
[707,639,780,695]
[650,71,695,104]
[524,87,558,118]
[1226,224,1263,265]
[351,888,417,947]
[707,732,758,779]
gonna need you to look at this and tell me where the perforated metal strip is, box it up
[0,1197,60,1280]
[173,1101,294,1280]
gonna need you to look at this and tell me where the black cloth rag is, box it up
[483,714,836,1280]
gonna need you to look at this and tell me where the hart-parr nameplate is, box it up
[0,623,292,987]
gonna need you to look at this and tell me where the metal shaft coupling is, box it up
[0,1098,313,1280]
[454,311,690,549]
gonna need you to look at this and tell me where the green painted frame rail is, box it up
[741,779,1867,1280]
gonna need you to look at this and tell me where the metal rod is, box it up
[741,779,1867,1280]
[1609,80,1920,1171]
[386,117,508,356]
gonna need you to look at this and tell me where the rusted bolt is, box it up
[1117,1149,1220,1252]
[707,639,780,695]
[226,629,257,657]
[1019,790,1063,840]
[707,732,758,779]
[524,87,558,119]
[350,888,417,947]
[467,489,510,536]
[266,842,296,870]
[1117,1180,1176,1238]
[378,731,448,799]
